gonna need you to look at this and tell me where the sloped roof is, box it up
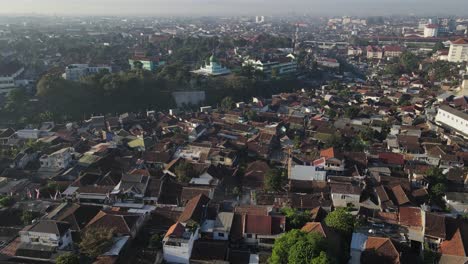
[244,215,272,235]
[26,220,70,236]
[451,38,468,45]
[425,212,446,239]
[363,237,400,264]
[85,210,140,235]
[391,185,410,206]
[440,228,466,257]
[399,207,422,228]
[178,193,210,224]
[164,222,185,239]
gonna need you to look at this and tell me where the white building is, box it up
[435,105,468,138]
[424,24,439,38]
[243,54,297,77]
[163,222,199,264]
[0,62,25,94]
[448,38,468,63]
[200,212,234,241]
[40,147,74,169]
[288,163,327,181]
[63,64,112,81]
[255,16,265,23]
[191,55,231,76]
[330,183,361,208]
[19,220,72,250]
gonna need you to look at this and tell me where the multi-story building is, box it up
[366,46,383,59]
[39,147,74,169]
[243,54,297,77]
[62,64,112,81]
[163,222,199,264]
[19,220,72,249]
[0,62,24,94]
[129,56,165,71]
[435,105,468,138]
[347,46,363,56]
[424,24,439,38]
[384,45,403,58]
[448,38,468,62]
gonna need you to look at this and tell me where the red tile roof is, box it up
[391,185,410,206]
[320,147,335,159]
[244,215,272,235]
[178,193,210,224]
[165,222,185,239]
[399,207,422,228]
[364,237,400,264]
[440,228,466,257]
[451,38,468,45]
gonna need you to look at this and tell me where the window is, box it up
[246,234,253,238]
[218,232,225,237]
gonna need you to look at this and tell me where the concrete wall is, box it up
[172,91,206,108]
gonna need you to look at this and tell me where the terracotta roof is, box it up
[234,205,268,216]
[424,212,446,239]
[391,185,410,206]
[178,193,210,224]
[85,210,140,236]
[301,222,327,237]
[320,147,335,159]
[451,38,468,45]
[244,215,272,235]
[399,207,422,228]
[363,237,400,264]
[164,222,185,239]
[440,228,466,257]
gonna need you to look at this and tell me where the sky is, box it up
[1,0,468,16]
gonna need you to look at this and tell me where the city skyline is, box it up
[1,0,468,16]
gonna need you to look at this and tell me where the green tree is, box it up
[149,233,163,249]
[220,96,234,112]
[265,168,284,192]
[21,210,35,225]
[430,183,446,198]
[399,51,419,72]
[324,208,355,235]
[245,109,258,121]
[293,135,302,149]
[311,251,335,264]
[0,196,14,207]
[270,230,329,264]
[174,162,197,183]
[79,227,114,258]
[432,42,445,53]
[56,253,79,264]
[281,207,311,229]
[344,106,360,119]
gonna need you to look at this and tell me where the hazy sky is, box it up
[1,0,468,16]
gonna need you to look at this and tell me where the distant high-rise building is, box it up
[448,38,468,62]
[424,24,439,38]
[255,16,265,24]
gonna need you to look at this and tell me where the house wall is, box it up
[163,228,199,264]
[331,193,360,207]
[448,44,468,62]
[20,230,72,249]
[435,107,468,138]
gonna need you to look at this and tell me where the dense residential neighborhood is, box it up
[0,12,467,264]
